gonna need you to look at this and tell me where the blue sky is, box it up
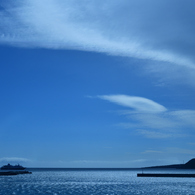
[0,0,195,168]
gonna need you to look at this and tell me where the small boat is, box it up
[1,163,26,170]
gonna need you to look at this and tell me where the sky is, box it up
[0,0,195,168]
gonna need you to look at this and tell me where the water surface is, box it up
[0,168,195,195]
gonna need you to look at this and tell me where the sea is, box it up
[0,168,195,195]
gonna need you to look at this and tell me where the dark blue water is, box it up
[0,169,195,195]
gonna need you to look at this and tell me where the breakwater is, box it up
[137,173,195,177]
[0,170,32,176]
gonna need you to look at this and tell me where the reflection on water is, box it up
[0,169,195,195]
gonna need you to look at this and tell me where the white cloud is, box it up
[142,150,164,154]
[136,129,188,139]
[126,110,195,138]
[131,113,178,129]
[0,0,195,75]
[0,157,31,163]
[98,95,167,113]
[71,159,147,166]
[170,110,195,128]
[125,110,194,138]
[98,94,195,139]
[165,147,195,155]
[137,129,173,139]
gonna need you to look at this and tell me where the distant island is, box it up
[0,163,32,176]
[143,158,195,169]
[1,163,26,170]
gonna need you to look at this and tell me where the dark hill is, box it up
[143,158,195,169]
[183,158,195,169]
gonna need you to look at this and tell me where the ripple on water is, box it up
[1,170,195,195]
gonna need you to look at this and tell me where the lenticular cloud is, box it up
[98,95,167,113]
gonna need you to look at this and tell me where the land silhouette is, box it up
[143,158,195,169]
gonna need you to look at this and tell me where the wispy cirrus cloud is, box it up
[0,157,31,164]
[142,147,195,156]
[70,159,147,167]
[124,111,195,138]
[98,94,195,139]
[142,150,164,154]
[98,95,167,113]
[0,0,195,77]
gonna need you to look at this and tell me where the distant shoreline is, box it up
[142,158,195,169]
[1,159,195,170]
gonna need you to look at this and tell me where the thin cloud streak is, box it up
[71,159,147,166]
[0,157,31,163]
[122,110,195,138]
[98,94,195,139]
[98,95,167,113]
[0,0,195,72]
